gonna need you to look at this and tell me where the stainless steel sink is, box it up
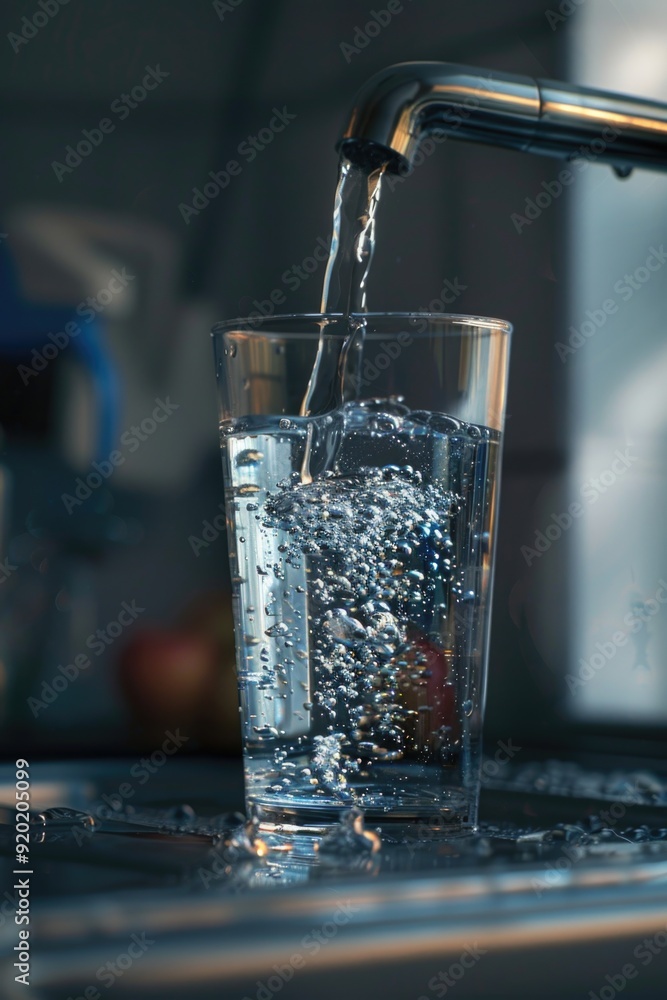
[2,756,666,999]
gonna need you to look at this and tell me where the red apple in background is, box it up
[118,627,216,723]
[398,632,459,754]
[117,592,240,751]
[417,636,457,733]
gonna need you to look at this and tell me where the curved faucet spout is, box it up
[339,61,667,175]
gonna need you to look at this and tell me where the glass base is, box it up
[250,793,477,859]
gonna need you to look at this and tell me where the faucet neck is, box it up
[339,61,667,176]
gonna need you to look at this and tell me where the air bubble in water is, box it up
[236,449,264,467]
[265,622,290,638]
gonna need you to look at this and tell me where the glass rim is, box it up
[212,311,512,339]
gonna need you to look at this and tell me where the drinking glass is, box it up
[213,313,511,843]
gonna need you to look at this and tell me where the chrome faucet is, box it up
[339,61,667,175]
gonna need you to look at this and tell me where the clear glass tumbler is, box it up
[213,313,510,841]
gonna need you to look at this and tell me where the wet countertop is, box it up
[1,753,667,999]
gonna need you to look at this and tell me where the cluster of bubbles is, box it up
[260,454,461,800]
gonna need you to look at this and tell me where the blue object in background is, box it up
[0,240,121,461]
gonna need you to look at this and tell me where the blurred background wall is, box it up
[0,0,664,759]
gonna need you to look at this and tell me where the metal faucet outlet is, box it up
[339,61,667,175]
